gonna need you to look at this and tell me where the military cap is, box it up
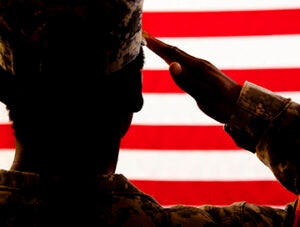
[0,0,144,74]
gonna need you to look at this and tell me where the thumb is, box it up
[168,61,193,96]
[169,62,183,77]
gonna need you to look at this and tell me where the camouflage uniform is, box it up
[0,81,298,226]
[0,170,296,226]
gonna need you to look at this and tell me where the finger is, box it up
[142,30,193,65]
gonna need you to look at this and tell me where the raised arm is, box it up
[143,30,300,196]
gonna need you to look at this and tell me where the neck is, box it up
[10,139,119,176]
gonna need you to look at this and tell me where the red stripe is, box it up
[142,9,300,37]
[130,180,297,206]
[0,124,15,149]
[121,125,238,150]
[0,124,237,150]
[142,68,300,93]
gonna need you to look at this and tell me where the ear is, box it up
[0,66,16,106]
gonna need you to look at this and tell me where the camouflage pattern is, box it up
[0,0,143,74]
[0,169,296,226]
[225,81,300,196]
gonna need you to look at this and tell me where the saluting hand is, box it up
[142,30,242,123]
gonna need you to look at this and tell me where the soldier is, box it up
[0,0,298,226]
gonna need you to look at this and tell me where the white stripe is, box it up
[144,0,300,12]
[0,102,9,123]
[0,149,277,181]
[133,94,221,125]
[0,92,299,125]
[277,92,300,104]
[143,35,300,70]
[0,149,14,170]
[117,149,276,181]
[133,92,300,125]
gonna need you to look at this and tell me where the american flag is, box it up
[119,0,300,208]
[0,0,300,208]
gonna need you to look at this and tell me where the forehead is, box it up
[0,0,144,75]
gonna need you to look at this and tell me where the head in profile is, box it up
[0,0,145,175]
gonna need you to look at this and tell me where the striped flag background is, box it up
[0,0,300,208]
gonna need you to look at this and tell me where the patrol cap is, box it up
[105,0,144,74]
[0,0,144,75]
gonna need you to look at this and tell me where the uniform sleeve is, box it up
[164,201,296,226]
[224,81,291,153]
[225,81,300,195]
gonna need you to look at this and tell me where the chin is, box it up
[120,112,134,138]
